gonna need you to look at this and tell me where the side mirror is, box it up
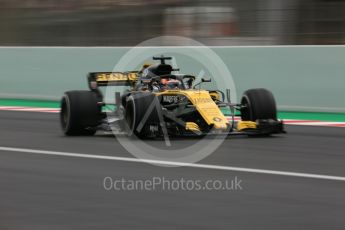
[201,78,211,83]
[193,78,211,89]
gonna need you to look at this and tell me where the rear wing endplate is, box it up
[88,72,138,87]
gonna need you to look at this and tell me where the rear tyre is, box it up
[125,92,160,138]
[241,88,277,121]
[60,90,101,136]
[121,90,131,108]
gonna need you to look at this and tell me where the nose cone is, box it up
[212,118,228,130]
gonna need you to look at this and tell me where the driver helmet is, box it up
[160,78,169,91]
[160,78,168,85]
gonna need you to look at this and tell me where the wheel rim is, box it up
[240,96,252,121]
[60,98,68,130]
[125,99,135,134]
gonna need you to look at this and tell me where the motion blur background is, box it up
[0,0,344,46]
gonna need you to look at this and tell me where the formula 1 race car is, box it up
[60,56,284,137]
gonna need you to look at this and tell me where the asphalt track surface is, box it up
[0,111,344,230]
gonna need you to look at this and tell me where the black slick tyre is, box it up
[60,90,100,136]
[124,92,160,138]
[241,88,277,121]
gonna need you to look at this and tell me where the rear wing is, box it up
[88,72,139,87]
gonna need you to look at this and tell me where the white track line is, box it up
[1,45,345,48]
[0,146,345,182]
[0,106,59,113]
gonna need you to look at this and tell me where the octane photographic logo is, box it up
[105,36,237,166]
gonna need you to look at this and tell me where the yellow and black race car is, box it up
[60,56,284,137]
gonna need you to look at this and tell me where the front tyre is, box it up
[241,88,277,121]
[125,92,160,138]
[60,90,101,136]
